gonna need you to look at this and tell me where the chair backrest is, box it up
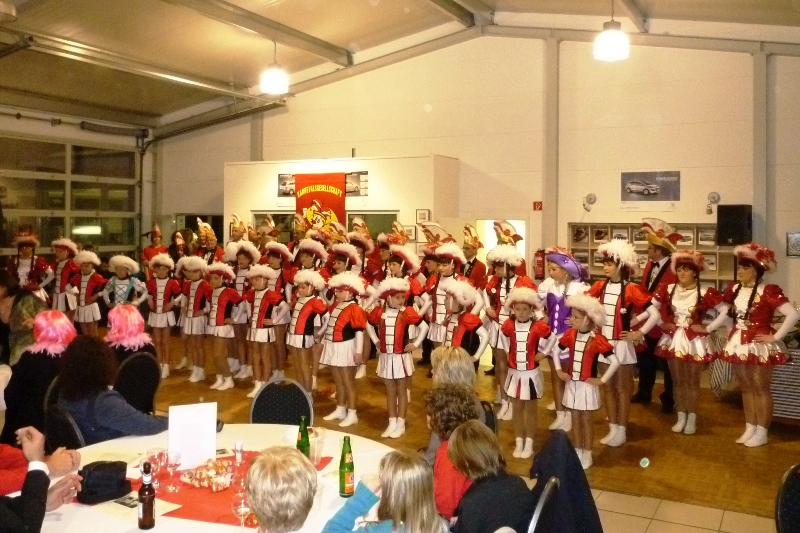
[44,405,86,454]
[43,375,61,412]
[114,352,160,414]
[481,400,497,434]
[776,463,800,533]
[527,476,560,533]
[250,378,313,425]
[493,528,517,533]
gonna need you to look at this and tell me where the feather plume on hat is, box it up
[207,262,235,281]
[294,239,328,263]
[504,287,541,311]
[486,244,523,267]
[149,253,175,271]
[176,256,207,275]
[224,241,261,264]
[565,293,606,329]
[52,238,79,256]
[328,272,366,296]
[435,242,467,266]
[293,269,326,291]
[109,255,139,274]
[439,277,479,308]
[264,242,293,262]
[670,250,706,273]
[641,218,682,252]
[597,239,639,274]
[388,244,421,274]
[331,243,362,268]
[74,251,100,266]
[245,264,279,280]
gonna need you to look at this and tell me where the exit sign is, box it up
[533,201,543,211]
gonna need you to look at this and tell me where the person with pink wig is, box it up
[105,304,155,365]
[0,311,76,445]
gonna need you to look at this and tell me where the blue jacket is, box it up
[322,482,391,533]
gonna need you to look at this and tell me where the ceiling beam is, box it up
[452,0,493,26]
[0,27,270,102]
[159,0,352,67]
[425,0,475,28]
[615,0,648,33]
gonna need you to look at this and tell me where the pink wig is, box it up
[105,304,152,350]
[27,310,77,357]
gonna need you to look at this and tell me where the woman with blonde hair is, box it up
[323,450,448,533]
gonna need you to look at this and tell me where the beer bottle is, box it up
[297,415,310,458]
[138,462,155,530]
[338,436,354,498]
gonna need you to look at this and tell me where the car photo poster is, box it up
[294,173,347,229]
[620,171,680,202]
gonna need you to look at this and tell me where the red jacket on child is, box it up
[290,296,328,336]
[244,288,284,330]
[557,329,614,381]
[501,318,552,370]
[368,306,424,354]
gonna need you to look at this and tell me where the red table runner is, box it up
[129,450,333,527]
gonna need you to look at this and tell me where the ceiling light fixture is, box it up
[260,40,289,96]
[0,0,17,23]
[593,0,630,62]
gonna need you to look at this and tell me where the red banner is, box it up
[295,173,346,229]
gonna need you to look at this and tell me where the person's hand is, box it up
[46,474,82,512]
[360,474,381,497]
[754,333,777,343]
[690,324,707,334]
[486,308,497,319]
[353,350,363,365]
[261,318,274,326]
[16,427,46,463]
[403,343,417,353]
[621,330,644,344]
[586,377,604,386]
[224,318,234,325]
[534,352,547,362]
[22,317,35,329]
[164,301,173,312]
[556,370,570,382]
[46,448,81,476]
[661,322,677,333]
[630,316,640,328]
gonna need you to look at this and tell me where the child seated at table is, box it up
[246,446,317,533]
[322,450,448,533]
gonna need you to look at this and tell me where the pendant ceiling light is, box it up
[593,0,630,62]
[0,0,18,23]
[260,40,289,96]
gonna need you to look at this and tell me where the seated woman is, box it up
[0,311,77,445]
[449,420,534,533]
[105,304,155,365]
[57,336,168,445]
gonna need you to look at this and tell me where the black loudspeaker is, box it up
[716,205,752,245]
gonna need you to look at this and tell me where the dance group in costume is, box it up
[6,214,798,467]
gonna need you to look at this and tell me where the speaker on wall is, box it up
[716,204,752,245]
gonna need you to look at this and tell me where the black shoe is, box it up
[484,367,496,376]
[631,392,652,404]
[661,402,674,414]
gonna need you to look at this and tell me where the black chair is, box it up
[44,405,85,454]
[527,476,560,533]
[481,400,497,434]
[776,463,800,533]
[250,378,313,425]
[42,375,61,412]
[114,352,160,414]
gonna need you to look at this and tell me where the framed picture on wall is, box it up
[416,209,431,224]
[706,255,717,271]
[788,231,800,257]
[593,251,605,267]
[574,252,589,268]
[403,225,417,241]
[572,226,589,244]
[677,229,694,246]
[612,227,629,241]
[633,228,648,244]
[637,254,648,270]
[698,228,716,246]
[416,242,429,256]
[593,228,609,243]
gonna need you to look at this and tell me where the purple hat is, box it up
[545,248,588,281]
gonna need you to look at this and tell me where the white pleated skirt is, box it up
[320,338,358,367]
[75,303,101,323]
[148,311,176,328]
[207,324,235,338]
[505,367,544,400]
[232,302,249,324]
[657,329,714,363]
[182,315,207,335]
[427,322,447,343]
[247,327,275,343]
[605,339,637,365]
[487,320,510,350]
[377,352,414,379]
[562,379,600,411]
[287,333,315,349]
[51,292,76,312]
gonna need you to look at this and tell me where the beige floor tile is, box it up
[720,511,777,533]
[596,491,662,519]
[646,521,717,533]
[591,488,603,501]
[653,500,724,530]
[599,510,651,533]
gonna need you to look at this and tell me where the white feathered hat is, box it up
[347,231,375,254]
[224,241,261,264]
[375,277,411,300]
[176,255,208,275]
[207,262,235,281]
[597,239,639,274]
[109,255,139,274]
[245,264,279,280]
[565,293,606,329]
[264,242,293,263]
[327,272,366,296]
[149,253,175,271]
[734,242,777,272]
[504,287,541,311]
[74,251,100,266]
[486,244,523,267]
[52,238,79,256]
[435,242,467,266]
[331,243,362,268]
[293,269,326,292]
[388,244,421,274]
[670,250,706,274]
[439,277,479,308]
[294,239,328,263]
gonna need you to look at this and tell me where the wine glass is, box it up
[144,448,165,489]
[231,491,250,531]
[162,450,182,493]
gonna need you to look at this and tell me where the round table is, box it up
[41,424,394,532]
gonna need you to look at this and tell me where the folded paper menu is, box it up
[168,402,218,469]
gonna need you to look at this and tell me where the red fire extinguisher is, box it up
[534,249,546,280]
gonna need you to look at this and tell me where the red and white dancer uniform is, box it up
[484,244,537,350]
[178,256,213,335]
[439,277,489,360]
[287,238,331,294]
[462,224,488,290]
[195,217,224,264]
[141,223,168,281]
[6,229,51,302]
[422,238,478,343]
[68,251,106,323]
[48,239,80,311]
[260,241,293,304]
[146,254,182,328]
[501,288,553,401]
[225,241,261,326]
[320,274,368,367]
[205,263,242,339]
[243,265,290,343]
[287,270,328,349]
[493,220,529,277]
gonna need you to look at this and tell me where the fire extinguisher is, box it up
[534,249,546,280]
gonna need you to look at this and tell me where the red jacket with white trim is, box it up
[244,288,284,329]
[485,275,537,322]
[208,286,242,326]
[586,280,652,340]
[557,329,614,381]
[290,296,328,336]
[501,318,552,370]
[368,306,424,354]
[327,302,367,342]
[146,278,182,310]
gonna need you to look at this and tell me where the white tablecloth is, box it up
[41,423,393,533]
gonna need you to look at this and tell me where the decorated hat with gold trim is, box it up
[734,242,777,272]
[671,250,706,273]
[493,220,522,245]
[197,217,216,240]
[641,218,681,252]
[463,224,483,250]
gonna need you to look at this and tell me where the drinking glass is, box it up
[163,450,182,493]
[309,427,327,467]
[231,491,250,531]
[144,448,165,489]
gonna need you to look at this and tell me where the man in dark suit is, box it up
[462,224,487,290]
[632,218,681,412]
[1,427,81,533]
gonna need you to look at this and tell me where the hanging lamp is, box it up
[260,40,289,95]
[593,0,630,62]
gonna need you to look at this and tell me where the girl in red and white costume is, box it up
[205,262,242,391]
[501,287,554,459]
[146,253,183,378]
[259,241,293,379]
[46,238,80,318]
[320,273,368,427]
[177,256,212,384]
[387,244,428,306]
[243,265,290,398]
[713,243,799,447]
[348,223,382,288]
[647,250,728,435]
[367,277,429,439]
[225,241,261,381]
[483,244,538,421]
[586,239,660,448]
[287,269,328,392]
[438,277,489,366]
[68,251,106,337]
[554,294,616,470]
[420,241,476,344]
[6,228,51,302]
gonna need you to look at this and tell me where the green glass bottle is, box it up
[339,436,354,498]
[296,416,310,458]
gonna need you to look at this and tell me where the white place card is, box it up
[168,403,217,469]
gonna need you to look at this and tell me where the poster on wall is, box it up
[295,173,346,229]
[620,171,680,202]
[278,172,369,197]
